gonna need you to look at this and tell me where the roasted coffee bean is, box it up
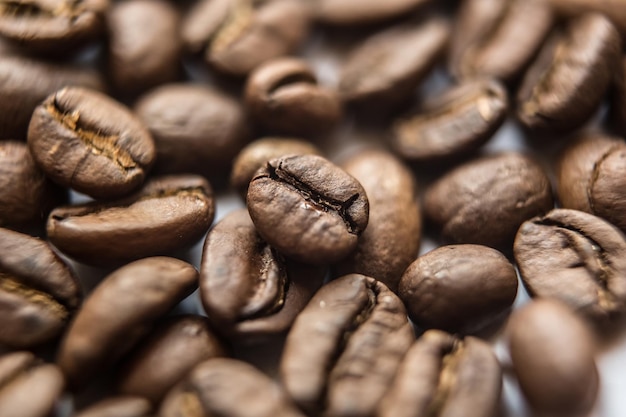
[391,78,508,163]
[339,19,450,110]
[27,87,156,200]
[0,0,107,54]
[0,53,103,140]
[549,0,626,34]
[160,358,305,417]
[107,0,181,95]
[244,58,342,136]
[399,244,518,334]
[57,257,197,388]
[0,227,80,348]
[557,134,626,233]
[182,0,311,76]
[135,83,250,179]
[515,208,626,321]
[424,152,553,251]
[517,13,621,132]
[0,141,65,228]
[377,330,502,417]
[0,352,64,417]
[200,209,325,343]
[336,149,421,292]
[74,397,152,417]
[117,315,227,404]
[449,0,553,83]
[507,299,599,417]
[47,175,214,266]
[314,0,429,26]
[247,154,369,265]
[230,137,321,197]
[280,274,415,417]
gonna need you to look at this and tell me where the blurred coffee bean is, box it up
[73,397,152,417]
[314,0,430,26]
[549,0,626,34]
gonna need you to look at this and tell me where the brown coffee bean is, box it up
[27,87,156,200]
[200,209,325,343]
[0,0,107,54]
[449,0,553,83]
[314,0,429,26]
[0,141,65,228]
[0,227,80,348]
[339,19,450,110]
[160,358,305,417]
[135,83,250,179]
[515,208,626,322]
[182,0,311,76]
[517,13,622,132]
[0,53,103,140]
[247,154,369,265]
[107,0,181,95]
[57,257,197,388]
[557,134,626,233]
[377,330,502,417]
[399,244,517,334]
[0,352,64,417]
[117,315,227,405]
[549,0,626,34]
[391,78,508,163]
[424,152,554,251]
[230,137,321,197]
[280,274,415,417]
[507,299,599,417]
[74,397,152,417]
[336,149,421,292]
[244,58,342,136]
[47,175,214,266]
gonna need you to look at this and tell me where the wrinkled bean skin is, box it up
[74,397,153,417]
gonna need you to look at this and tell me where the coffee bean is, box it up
[0,0,107,54]
[280,274,415,416]
[117,315,227,405]
[247,154,369,265]
[0,53,103,140]
[160,358,305,417]
[507,299,599,417]
[0,227,80,348]
[74,397,152,417]
[107,0,181,95]
[135,83,250,179]
[27,87,156,200]
[549,0,626,34]
[377,330,502,417]
[314,0,429,26]
[424,152,553,251]
[57,257,197,388]
[0,141,65,229]
[399,244,517,334]
[514,208,626,322]
[182,0,311,76]
[244,58,342,136]
[391,78,508,163]
[336,149,421,292]
[0,352,65,417]
[557,133,626,233]
[230,137,321,197]
[449,0,553,83]
[339,19,450,110]
[200,209,325,343]
[47,175,214,266]
[517,13,621,132]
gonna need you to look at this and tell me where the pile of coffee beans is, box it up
[1,0,626,416]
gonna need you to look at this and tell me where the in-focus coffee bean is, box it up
[47,175,214,266]
[247,154,369,265]
[280,274,415,417]
[27,87,156,200]
[0,227,80,348]
[515,208,626,322]
[73,397,152,417]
